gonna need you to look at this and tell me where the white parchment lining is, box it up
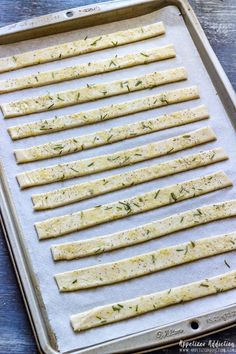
[0,5,236,353]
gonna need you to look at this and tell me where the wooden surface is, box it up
[0,1,235,353]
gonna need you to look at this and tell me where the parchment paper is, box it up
[0,4,236,353]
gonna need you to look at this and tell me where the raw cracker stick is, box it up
[16,126,216,189]
[33,147,227,210]
[70,270,236,331]
[35,171,232,240]
[0,45,175,93]
[8,86,200,140]
[0,22,165,73]
[52,199,236,260]
[15,105,209,163]
[55,232,236,291]
[1,67,187,117]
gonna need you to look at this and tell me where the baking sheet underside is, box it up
[0,5,236,353]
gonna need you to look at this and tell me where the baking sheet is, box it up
[0,4,236,353]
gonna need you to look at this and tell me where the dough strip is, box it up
[70,270,236,331]
[8,86,199,140]
[1,67,187,118]
[16,126,216,189]
[0,45,175,93]
[35,171,232,239]
[0,22,165,73]
[56,232,236,291]
[33,147,226,211]
[15,105,208,163]
[52,198,236,261]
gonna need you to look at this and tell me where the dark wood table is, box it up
[0,1,235,353]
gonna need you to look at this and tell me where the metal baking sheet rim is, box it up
[0,0,236,353]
